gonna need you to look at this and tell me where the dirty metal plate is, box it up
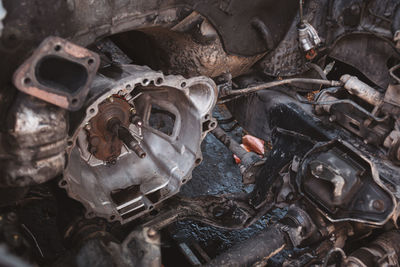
[13,36,100,111]
[194,0,298,56]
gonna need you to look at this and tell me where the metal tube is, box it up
[108,119,146,158]
[340,74,383,105]
[211,126,249,159]
[346,230,400,266]
[226,78,342,96]
[117,126,146,158]
[205,226,286,267]
[299,0,304,25]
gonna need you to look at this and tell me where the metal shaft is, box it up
[108,119,146,158]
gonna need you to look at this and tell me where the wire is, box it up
[218,94,247,104]
[299,0,304,25]
[389,63,400,83]
[306,62,328,80]
[226,78,342,96]
[21,224,44,258]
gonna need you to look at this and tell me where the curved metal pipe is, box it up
[204,226,287,267]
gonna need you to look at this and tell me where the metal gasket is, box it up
[13,36,100,111]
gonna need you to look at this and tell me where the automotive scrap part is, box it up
[297,140,396,225]
[314,86,392,147]
[204,206,318,267]
[63,218,161,267]
[340,74,383,106]
[328,34,399,89]
[110,26,264,79]
[194,0,299,56]
[211,126,264,184]
[0,94,67,187]
[84,96,144,163]
[345,230,400,266]
[62,65,218,224]
[13,36,100,111]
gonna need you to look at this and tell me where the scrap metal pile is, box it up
[1,0,400,266]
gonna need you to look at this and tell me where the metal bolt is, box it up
[147,228,157,238]
[108,96,114,103]
[315,164,324,174]
[330,233,336,242]
[85,124,91,131]
[130,107,136,114]
[372,199,385,211]
[329,115,336,122]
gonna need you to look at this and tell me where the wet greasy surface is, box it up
[166,105,287,264]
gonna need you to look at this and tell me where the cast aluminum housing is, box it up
[61,65,218,224]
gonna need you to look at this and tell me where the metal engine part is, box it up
[345,231,400,266]
[297,140,395,225]
[13,36,100,111]
[315,86,392,146]
[298,22,321,53]
[61,64,218,224]
[297,0,321,54]
[1,94,67,187]
[314,75,400,162]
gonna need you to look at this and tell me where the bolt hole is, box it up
[209,122,216,128]
[110,215,115,220]
[24,77,31,85]
[54,45,62,52]
[195,158,201,165]
[204,114,210,120]
[156,78,163,85]
[71,98,78,105]
[89,108,95,114]
[181,82,186,88]
[143,79,149,85]
[126,84,132,90]
[149,205,154,210]
[67,140,73,146]
[88,58,94,65]
[60,180,67,186]
[182,179,187,184]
